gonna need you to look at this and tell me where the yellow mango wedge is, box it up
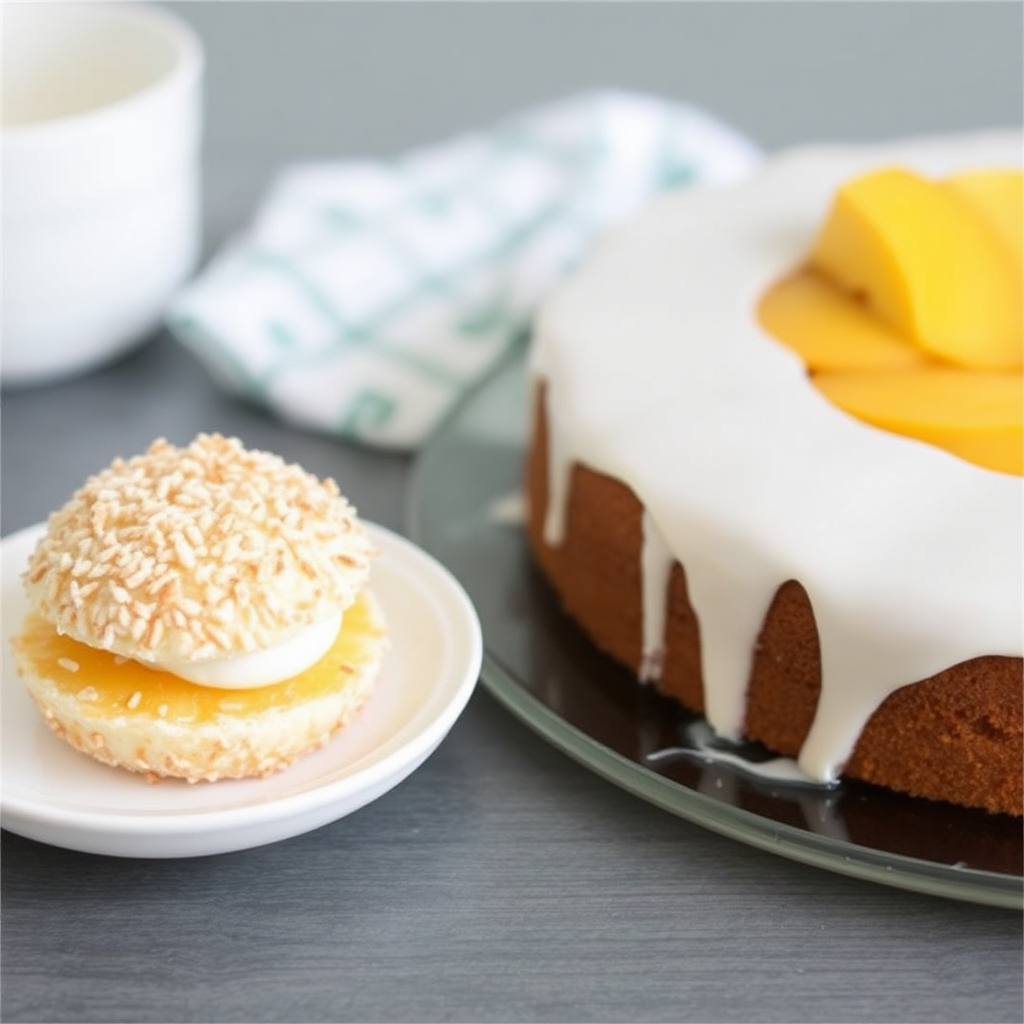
[813,366,1023,475]
[945,169,1023,264]
[811,168,1023,370]
[757,268,930,372]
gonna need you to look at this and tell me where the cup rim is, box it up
[2,2,204,145]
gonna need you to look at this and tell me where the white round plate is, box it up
[1,522,482,858]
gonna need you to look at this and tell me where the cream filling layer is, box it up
[531,131,1023,783]
[154,612,344,689]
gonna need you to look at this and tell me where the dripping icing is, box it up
[639,511,672,682]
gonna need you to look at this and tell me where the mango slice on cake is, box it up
[758,166,1023,475]
[757,268,927,372]
[814,366,1023,476]
[810,167,1022,371]
[945,169,1023,263]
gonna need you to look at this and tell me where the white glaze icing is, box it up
[530,133,1024,783]
[156,612,342,688]
[640,511,672,681]
[646,719,825,786]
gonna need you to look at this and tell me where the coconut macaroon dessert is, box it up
[12,433,387,783]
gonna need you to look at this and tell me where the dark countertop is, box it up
[3,4,1022,1022]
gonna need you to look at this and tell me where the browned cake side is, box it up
[526,386,1023,817]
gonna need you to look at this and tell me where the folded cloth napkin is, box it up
[167,90,762,449]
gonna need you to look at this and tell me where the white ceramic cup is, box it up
[2,2,204,386]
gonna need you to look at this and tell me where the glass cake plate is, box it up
[407,350,1023,910]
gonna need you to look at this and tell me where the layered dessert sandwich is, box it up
[525,133,1023,816]
[12,433,387,783]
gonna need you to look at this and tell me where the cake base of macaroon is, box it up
[12,588,388,784]
[526,387,1023,818]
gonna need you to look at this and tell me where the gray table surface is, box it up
[2,4,1022,1023]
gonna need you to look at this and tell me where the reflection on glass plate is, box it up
[408,352,1022,910]
[1,522,481,858]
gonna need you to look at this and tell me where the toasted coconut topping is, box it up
[24,434,375,662]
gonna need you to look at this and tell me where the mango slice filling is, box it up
[758,167,1023,475]
[14,590,384,724]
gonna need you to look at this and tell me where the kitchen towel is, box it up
[167,90,762,449]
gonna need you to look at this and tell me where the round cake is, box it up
[13,433,387,783]
[525,133,1022,816]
